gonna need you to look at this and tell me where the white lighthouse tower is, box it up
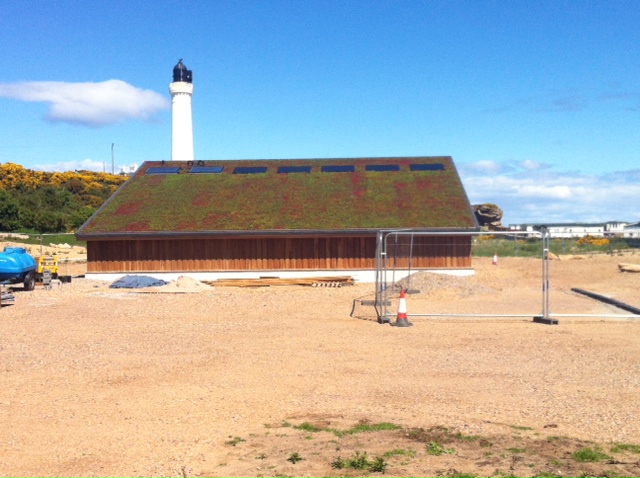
[170,59,194,162]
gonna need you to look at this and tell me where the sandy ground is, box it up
[1,251,640,477]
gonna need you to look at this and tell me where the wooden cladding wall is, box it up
[383,235,472,269]
[86,235,472,273]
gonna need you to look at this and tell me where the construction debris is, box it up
[137,275,213,293]
[205,276,354,288]
[1,283,15,306]
[110,275,168,289]
[618,263,640,273]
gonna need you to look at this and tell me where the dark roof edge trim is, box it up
[76,227,480,241]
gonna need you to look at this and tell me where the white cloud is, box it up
[460,160,640,224]
[516,184,573,199]
[0,80,169,127]
[463,160,502,174]
[34,159,108,173]
[520,159,544,171]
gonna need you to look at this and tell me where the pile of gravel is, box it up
[396,271,497,297]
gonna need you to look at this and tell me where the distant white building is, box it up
[605,221,628,235]
[509,222,629,238]
[622,222,640,239]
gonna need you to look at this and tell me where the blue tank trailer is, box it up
[0,247,38,291]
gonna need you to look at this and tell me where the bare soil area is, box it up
[1,252,640,477]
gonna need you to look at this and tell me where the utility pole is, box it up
[111,143,115,174]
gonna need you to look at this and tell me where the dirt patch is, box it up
[1,253,640,477]
[205,418,640,478]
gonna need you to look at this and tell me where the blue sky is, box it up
[1,0,639,225]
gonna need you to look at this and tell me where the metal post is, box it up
[534,227,557,324]
[375,230,391,324]
[406,233,416,293]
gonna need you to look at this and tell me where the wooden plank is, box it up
[207,276,355,288]
[619,263,640,272]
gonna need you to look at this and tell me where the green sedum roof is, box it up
[76,157,477,238]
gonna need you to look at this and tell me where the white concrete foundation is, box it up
[84,268,475,284]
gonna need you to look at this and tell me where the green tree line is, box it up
[0,162,127,233]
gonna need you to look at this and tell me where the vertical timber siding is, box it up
[86,236,472,273]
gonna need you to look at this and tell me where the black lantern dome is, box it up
[173,59,193,83]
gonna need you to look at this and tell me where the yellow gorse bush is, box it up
[0,163,126,190]
[577,235,610,246]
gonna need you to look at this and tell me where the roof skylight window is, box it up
[277,166,312,173]
[233,167,268,174]
[321,165,355,173]
[365,164,400,172]
[410,163,445,171]
[190,166,224,174]
[146,167,181,175]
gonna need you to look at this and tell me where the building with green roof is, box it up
[76,156,478,282]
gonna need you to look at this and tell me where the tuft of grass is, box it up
[511,425,534,431]
[281,420,292,427]
[293,422,324,433]
[426,441,456,456]
[494,471,518,478]
[334,421,401,437]
[290,420,402,437]
[382,448,416,458]
[332,451,370,470]
[287,452,303,464]
[224,436,245,446]
[507,447,527,454]
[444,473,477,478]
[369,456,388,473]
[572,447,612,463]
[332,451,388,473]
[603,470,627,478]
[349,421,401,433]
[531,474,563,478]
[453,432,482,441]
[610,443,640,454]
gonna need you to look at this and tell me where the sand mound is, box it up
[396,271,496,297]
[138,275,213,293]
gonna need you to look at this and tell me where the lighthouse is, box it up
[170,59,194,162]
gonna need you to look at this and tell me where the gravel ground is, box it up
[1,253,640,477]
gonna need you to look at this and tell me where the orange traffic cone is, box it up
[492,251,498,265]
[391,289,413,327]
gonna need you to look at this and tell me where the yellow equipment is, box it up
[36,255,59,280]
